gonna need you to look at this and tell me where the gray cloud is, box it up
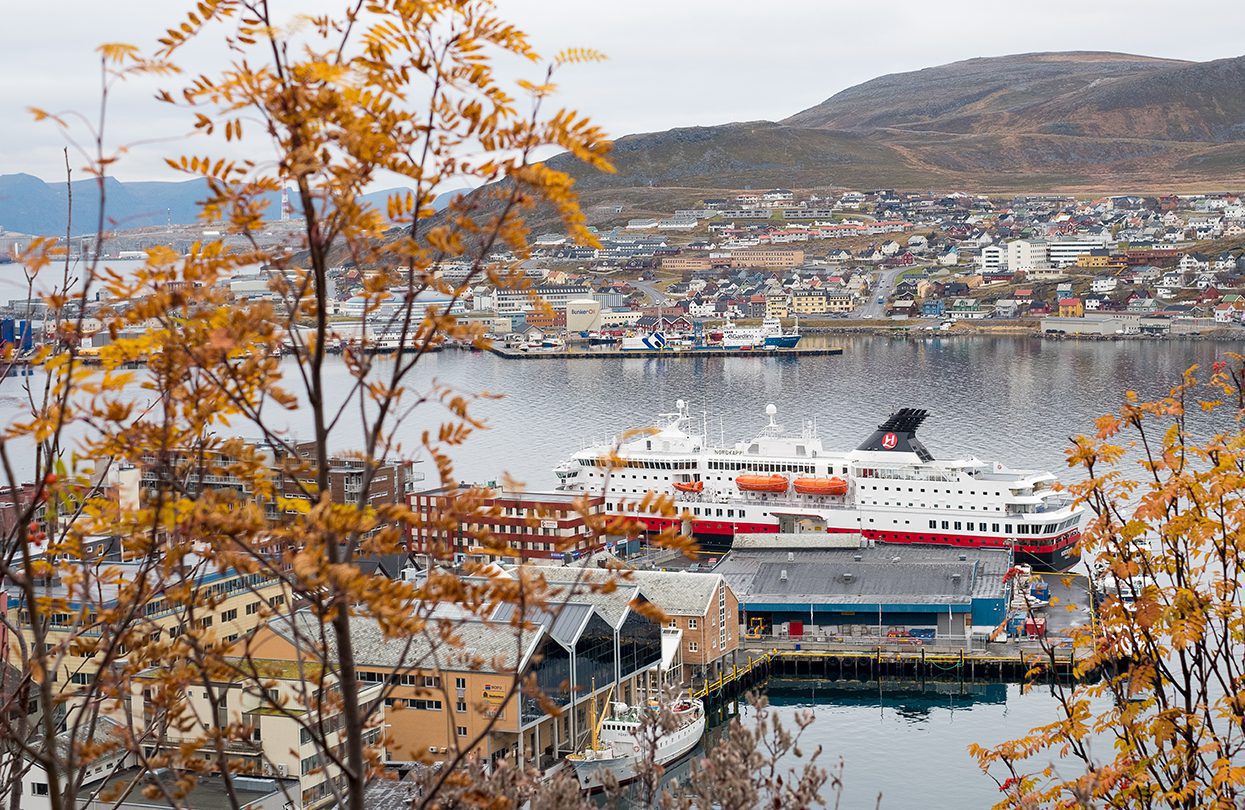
[4,0,1245,183]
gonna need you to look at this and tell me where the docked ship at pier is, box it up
[554,402,1083,571]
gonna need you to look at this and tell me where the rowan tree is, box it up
[972,356,1245,808]
[0,2,822,810]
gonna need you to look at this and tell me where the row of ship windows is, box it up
[867,500,1005,511]
[865,484,1000,496]
[706,461,821,474]
[608,503,748,519]
[582,459,696,469]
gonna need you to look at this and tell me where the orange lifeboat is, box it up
[673,480,704,493]
[735,474,789,493]
[793,476,849,497]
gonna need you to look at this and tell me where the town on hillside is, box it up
[8,188,1243,354]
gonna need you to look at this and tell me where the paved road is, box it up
[856,266,903,318]
[630,279,676,307]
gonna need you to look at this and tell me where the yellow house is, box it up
[1058,297,1085,317]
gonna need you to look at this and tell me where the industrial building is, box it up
[716,535,1011,641]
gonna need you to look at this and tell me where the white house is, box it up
[1090,277,1118,294]
[1179,253,1210,273]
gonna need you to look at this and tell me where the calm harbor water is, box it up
[1,334,1234,806]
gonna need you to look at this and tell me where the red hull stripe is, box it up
[626,514,1079,555]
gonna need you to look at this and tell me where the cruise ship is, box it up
[554,401,1083,571]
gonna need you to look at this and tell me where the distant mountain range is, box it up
[10,52,1245,237]
[0,175,470,237]
[544,51,1245,198]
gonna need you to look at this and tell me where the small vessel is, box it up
[735,474,789,493]
[762,316,801,348]
[567,688,706,793]
[672,479,704,493]
[792,476,848,496]
[620,331,682,352]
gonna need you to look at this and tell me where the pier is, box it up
[693,643,1086,709]
[474,344,846,360]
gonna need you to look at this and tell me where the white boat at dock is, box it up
[566,688,705,792]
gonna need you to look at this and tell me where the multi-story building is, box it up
[407,487,607,563]
[764,293,790,319]
[790,289,828,316]
[139,441,419,528]
[130,656,381,810]
[825,292,856,313]
[247,592,664,772]
[728,248,805,269]
[1005,239,1048,272]
[1048,237,1110,268]
[6,561,291,676]
[1076,252,1127,271]
[977,244,1006,273]
[493,285,592,315]
[660,255,714,273]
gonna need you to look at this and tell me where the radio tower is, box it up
[280,186,290,222]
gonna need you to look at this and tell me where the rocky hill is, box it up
[544,51,1245,200]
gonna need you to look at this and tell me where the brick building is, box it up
[408,487,607,562]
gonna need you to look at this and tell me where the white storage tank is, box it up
[565,298,602,333]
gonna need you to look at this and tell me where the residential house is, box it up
[1058,298,1085,317]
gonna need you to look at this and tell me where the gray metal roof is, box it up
[491,601,595,647]
[718,545,1009,606]
[274,611,542,675]
[533,566,722,617]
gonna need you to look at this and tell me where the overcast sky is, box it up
[5,0,1245,184]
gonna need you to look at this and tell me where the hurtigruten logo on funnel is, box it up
[857,409,933,460]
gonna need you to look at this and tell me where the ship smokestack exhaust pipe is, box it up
[856,408,934,461]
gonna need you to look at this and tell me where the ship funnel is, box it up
[856,408,934,461]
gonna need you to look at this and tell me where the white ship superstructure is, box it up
[567,697,705,792]
[554,401,1083,570]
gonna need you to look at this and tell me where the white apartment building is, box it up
[978,244,1006,273]
[1048,236,1111,267]
[1006,239,1048,272]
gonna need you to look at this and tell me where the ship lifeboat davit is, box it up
[793,476,849,497]
[673,480,704,493]
[735,474,789,493]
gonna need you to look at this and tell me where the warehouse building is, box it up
[716,535,1011,641]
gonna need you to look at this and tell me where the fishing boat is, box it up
[762,316,801,348]
[567,686,706,793]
